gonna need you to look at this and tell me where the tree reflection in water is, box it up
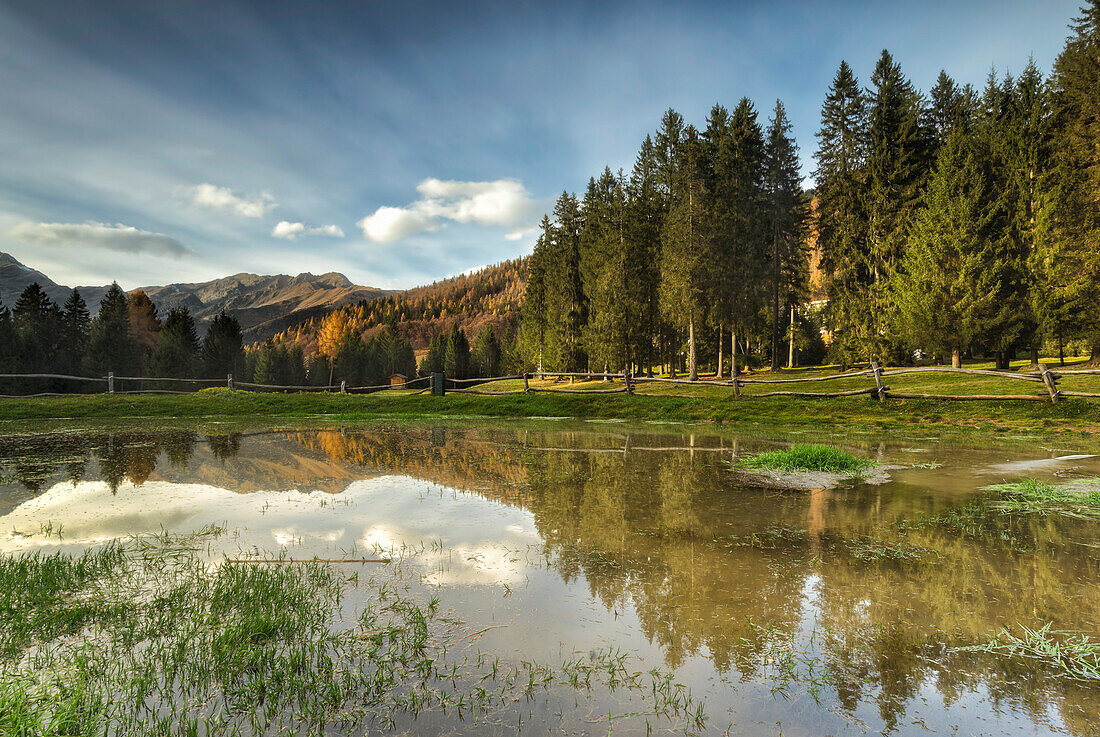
[0,424,1097,734]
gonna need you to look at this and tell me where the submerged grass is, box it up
[0,531,707,736]
[983,478,1100,519]
[739,444,874,474]
[952,623,1100,682]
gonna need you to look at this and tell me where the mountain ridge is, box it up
[0,252,392,340]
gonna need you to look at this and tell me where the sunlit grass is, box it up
[739,444,874,473]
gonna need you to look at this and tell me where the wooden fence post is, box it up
[108,372,114,394]
[871,361,886,401]
[732,376,740,398]
[227,373,234,391]
[523,372,530,392]
[340,380,347,394]
[624,369,633,395]
[1040,363,1059,403]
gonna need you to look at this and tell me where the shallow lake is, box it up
[1,421,1098,736]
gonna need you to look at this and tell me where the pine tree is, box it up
[202,311,245,379]
[471,325,502,377]
[518,216,552,370]
[893,130,1013,366]
[0,300,14,373]
[763,101,809,370]
[334,332,367,385]
[423,332,447,374]
[660,126,709,381]
[444,324,471,379]
[12,283,62,373]
[1048,0,1100,361]
[550,192,586,371]
[253,339,281,385]
[815,61,872,365]
[998,60,1054,366]
[153,307,200,378]
[582,170,633,372]
[718,99,769,376]
[86,283,139,377]
[865,50,932,361]
[627,135,663,374]
[61,290,91,374]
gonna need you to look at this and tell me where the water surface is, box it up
[1,422,1097,736]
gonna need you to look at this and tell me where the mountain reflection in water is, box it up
[0,423,1097,736]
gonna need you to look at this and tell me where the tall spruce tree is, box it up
[815,61,873,366]
[583,170,633,372]
[0,300,14,373]
[893,130,1014,367]
[1001,60,1055,366]
[12,283,63,373]
[444,324,471,379]
[153,307,200,378]
[865,50,931,361]
[1048,0,1100,362]
[471,325,502,378]
[201,311,245,379]
[762,101,809,370]
[61,290,91,374]
[627,135,664,375]
[423,332,447,374]
[86,283,138,377]
[659,125,710,380]
[518,216,552,370]
[550,192,587,371]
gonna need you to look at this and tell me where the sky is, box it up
[0,0,1083,291]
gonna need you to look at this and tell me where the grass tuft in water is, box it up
[952,623,1100,681]
[983,478,1100,519]
[739,444,873,474]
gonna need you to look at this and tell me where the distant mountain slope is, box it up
[1,252,77,307]
[0,251,391,339]
[269,258,528,351]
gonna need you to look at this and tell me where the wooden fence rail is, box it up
[1,365,1099,403]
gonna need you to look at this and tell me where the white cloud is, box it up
[272,221,346,240]
[505,226,538,242]
[311,224,345,238]
[356,206,437,243]
[9,221,194,257]
[358,178,541,242]
[271,220,305,239]
[184,183,275,218]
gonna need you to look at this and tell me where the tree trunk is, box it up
[716,324,723,379]
[952,348,962,369]
[787,305,796,369]
[771,222,781,371]
[731,325,739,378]
[688,310,698,381]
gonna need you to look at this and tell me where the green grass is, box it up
[0,531,708,736]
[3,387,1100,436]
[739,443,874,473]
[983,478,1100,518]
[952,623,1100,682]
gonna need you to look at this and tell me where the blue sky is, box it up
[0,0,1081,290]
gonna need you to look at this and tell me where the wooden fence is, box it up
[2,363,1099,403]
